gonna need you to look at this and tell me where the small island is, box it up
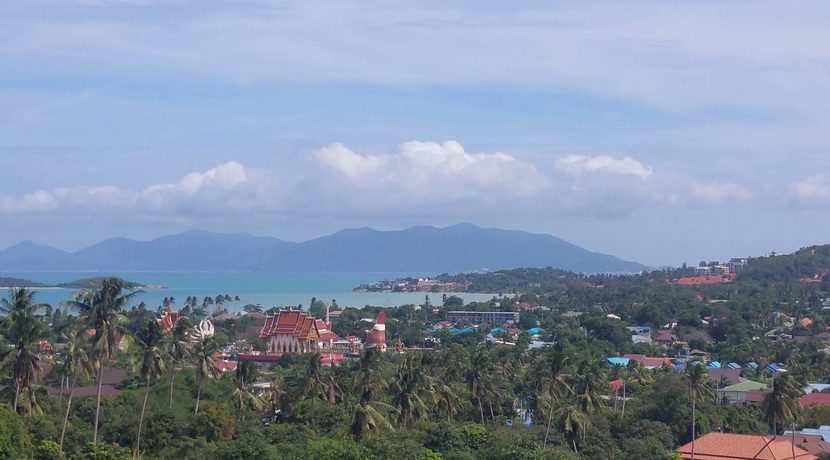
[0,276,166,290]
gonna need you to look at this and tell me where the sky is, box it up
[2,0,830,268]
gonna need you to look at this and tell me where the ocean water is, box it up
[2,272,496,312]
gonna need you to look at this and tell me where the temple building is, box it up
[260,308,339,354]
[156,306,180,333]
[365,312,387,352]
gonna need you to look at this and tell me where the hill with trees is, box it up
[3,246,830,459]
[0,224,647,273]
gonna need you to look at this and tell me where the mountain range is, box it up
[0,224,648,273]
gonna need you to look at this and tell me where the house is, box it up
[708,368,745,387]
[655,330,677,345]
[804,384,830,394]
[717,380,769,404]
[799,393,830,408]
[745,388,771,403]
[677,432,817,459]
[782,431,830,456]
[622,354,673,369]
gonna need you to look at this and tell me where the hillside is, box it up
[0,224,648,273]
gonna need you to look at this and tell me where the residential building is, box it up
[717,380,768,404]
[728,258,748,274]
[446,311,519,325]
[677,432,816,459]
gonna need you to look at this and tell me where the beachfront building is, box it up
[260,308,339,354]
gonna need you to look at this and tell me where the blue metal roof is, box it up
[706,361,721,369]
[607,357,630,366]
[727,362,741,369]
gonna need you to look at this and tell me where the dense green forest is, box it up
[4,245,830,459]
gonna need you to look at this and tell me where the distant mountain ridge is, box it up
[0,224,648,273]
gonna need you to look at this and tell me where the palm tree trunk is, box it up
[488,400,494,420]
[194,383,202,415]
[792,420,796,460]
[168,368,175,409]
[13,380,20,413]
[543,404,554,447]
[59,374,78,456]
[93,365,103,444]
[478,398,484,423]
[691,396,696,460]
[136,382,150,458]
[572,437,578,453]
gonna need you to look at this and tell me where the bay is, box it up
[1,272,497,312]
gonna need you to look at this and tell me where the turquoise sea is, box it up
[2,272,497,311]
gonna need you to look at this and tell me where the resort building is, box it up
[446,311,519,325]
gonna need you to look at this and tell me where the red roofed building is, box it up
[260,308,324,354]
[157,306,180,333]
[678,432,816,459]
[799,393,830,408]
[365,312,387,352]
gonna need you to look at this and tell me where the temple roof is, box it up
[261,309,324,341]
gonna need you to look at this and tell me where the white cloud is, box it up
[792,174,830,202]
[311,140,548,203]
[691,182,753,203]
[0,142,760,230]
[555,154,653,179]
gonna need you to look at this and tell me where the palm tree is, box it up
[1,287,51,323]
[686,363,713,460]
[349,348,397,438]
[555,404,590,453]
[132,321,166,458]
[391,353,432,428]
[164,318,192,410]
[64,277,141,444]
[466,349,495,423]
[540,350,571,447]
[193,336,220,415]
[302,353,328,422]
[0,302,50,415]
[431,378,461,421]
[627,362,654,386]
[262,377,291,420]
[243,304,263,314]
[231,360,266,416]
[572,360,606,416]
[762,372,803,436]
[58,328,94,457]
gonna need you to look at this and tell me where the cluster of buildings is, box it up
[691,257,748,276]
[251,308,388,359]
[352,277,468,293]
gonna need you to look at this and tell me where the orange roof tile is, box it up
[677,432,816,459]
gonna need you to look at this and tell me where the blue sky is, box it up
[2,0,830,267]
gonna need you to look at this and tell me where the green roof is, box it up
[720,380,768,392]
